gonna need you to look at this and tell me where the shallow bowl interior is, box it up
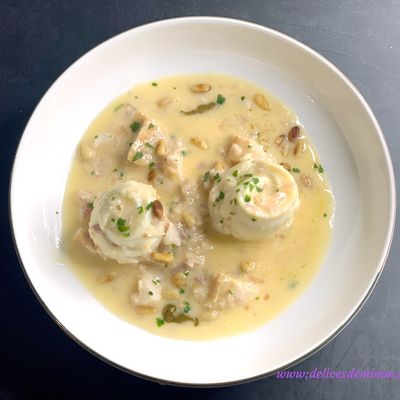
[10,17,395,386]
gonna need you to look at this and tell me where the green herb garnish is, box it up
[145,142,154,149]
[87,202,94,209]
[213,172,221,182]
[244,194,251,202]
[149,161,156,170]
[216,94,225,105]
[156,318,165,327]
[148,122,155,129]
[292,167,300,173]
[132,151,143,161]
[179,288,185,294]
[145,201,153,211]
[240,96,245,101]
[152,82,158,86]
[202,171,210,182]
[218,191,225,200]
[232,169,238,177]
[116,218,129,233]
[130,121,141,133]
[314,163,324,173]
[183,302,191,313]
[137,206,144,214]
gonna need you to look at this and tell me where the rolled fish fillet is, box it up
[208,159,299,240]
[89,180,168,263]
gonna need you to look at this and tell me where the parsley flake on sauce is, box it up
[156,318,165,327]
[216,94,226,105]
[314,163,324,173]
[137,206,144,214]
[130,121,141,133]
[132,151,143,161]
[183,301,191,313]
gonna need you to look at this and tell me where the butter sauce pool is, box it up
[62,73,333,340]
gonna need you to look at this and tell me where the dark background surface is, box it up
[1,1,399,399]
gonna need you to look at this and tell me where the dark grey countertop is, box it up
[1,1,399,399]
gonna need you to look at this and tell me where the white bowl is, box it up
[10,17,395,386]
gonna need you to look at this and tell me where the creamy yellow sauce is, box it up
[62,73,333,340]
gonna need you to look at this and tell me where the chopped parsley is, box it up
[218,191,225,200]
[252,217,257,222]
[132,151,143,161]
[216,94,226,105]
[323,213,327,218]
[183,302,191,313]
[179,288,185,294]
[145,201,154,211]
[90,171,95,176]
[232,169,238,177]
[152,82,158,86]
[113,168,123,178]
[213,172,221,182]
[116,218,129,234]
[156,318,165,327]
[292,167,301,173]
[240,96,245,101]
[181,150,187,156]
[256,187,263,193]
[130,121,141,133]
[152,277,160,285]
[244,194,251,202]
[148,122,155,129]
[314,163,324,173]
[148,291,154,296]
[252,177,260,184]
[183,270,189,276]
[149,161,156,170]
[87,202,94,209]
[137,205,144,214]
[202,171,210,182]
[145,142,155,149]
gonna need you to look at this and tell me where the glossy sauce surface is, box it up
[62,74,333,340]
